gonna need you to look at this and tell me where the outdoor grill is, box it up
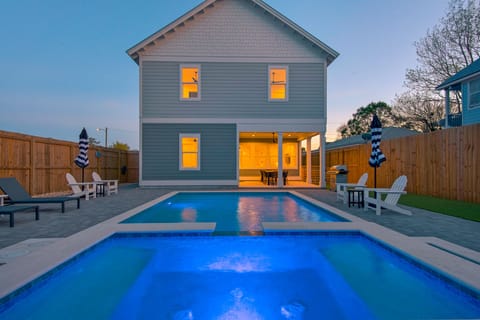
[327,165,348,191]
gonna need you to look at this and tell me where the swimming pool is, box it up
[1,233,479,319]
[122,192,346,232]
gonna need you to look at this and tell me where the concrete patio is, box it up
[0,183,479,254]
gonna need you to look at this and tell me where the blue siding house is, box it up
[127,0,338,187]
[437,58,480,127]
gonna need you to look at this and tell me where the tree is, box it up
[337,101,395,138]
[111,141,130,151]
[402,0,480,115]
[392,92,443,132]
[88,137,101,146]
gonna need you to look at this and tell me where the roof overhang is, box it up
[436,71,480,90]
[436,58,480,90]
[126,0,339,65]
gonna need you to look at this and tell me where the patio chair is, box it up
[92,172,118,196]
[0,177,80,213]
[336,173,368,204]
[66,173,96,200]
[364,175,412,216]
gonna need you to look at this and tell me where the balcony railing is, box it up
[439,113,463,127]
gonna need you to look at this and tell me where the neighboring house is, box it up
[326,127,419,151]
[436,58,480,127]
[127,0,339,187]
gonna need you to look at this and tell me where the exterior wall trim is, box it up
[140,180,238,186]
[141,56,325,63]
[143,118,325,125]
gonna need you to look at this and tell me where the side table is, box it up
[347,189,364,208]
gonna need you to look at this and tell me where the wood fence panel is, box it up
[326,124,480,203]
[0,130,139,196]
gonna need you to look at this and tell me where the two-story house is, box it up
[437,58,480,127]
[127,0,339,187]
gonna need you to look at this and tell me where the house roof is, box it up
[436,58,480,90]
[126,0,339,65]
[326,127,419,151]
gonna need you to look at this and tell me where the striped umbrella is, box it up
[368,114,386,188]
[74,128,89,183]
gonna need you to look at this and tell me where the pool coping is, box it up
[1,190,479,301]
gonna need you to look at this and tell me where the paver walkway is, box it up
[0,184,478,252]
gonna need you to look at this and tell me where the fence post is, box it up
[30,136,35,195]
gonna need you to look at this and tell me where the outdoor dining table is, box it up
[263,170,277,185]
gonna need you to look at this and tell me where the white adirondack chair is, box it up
[66,173,96,200]
[364,175,411,216]
[336,173,368,204]
[92,172,118,196]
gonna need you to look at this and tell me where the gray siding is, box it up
[142,123,237,180]
[142,62,325,119]
[142,0,327,60]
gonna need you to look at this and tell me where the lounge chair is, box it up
[0,205,39,227]
[0,177,80,213]
[92,172,118,196]
[364,175,412,216]
[336,173,368,204]
[66,173,96,200]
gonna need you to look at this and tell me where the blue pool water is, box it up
[122,192,346,231]
[1,233,479,320]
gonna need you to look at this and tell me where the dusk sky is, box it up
[1,0,449,149]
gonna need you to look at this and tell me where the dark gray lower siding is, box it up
[142,123,237,181]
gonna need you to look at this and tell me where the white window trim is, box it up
[180,64,201,101]
[468,77,480,109]
[179,133,201,171]
[268,65,289,102]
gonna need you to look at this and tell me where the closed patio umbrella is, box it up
[74,128,90,184]
[368,114,386,188]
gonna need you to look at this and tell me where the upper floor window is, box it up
[180,65,200,100]
[269,66,288,101]
[179,134,200,170]
[469,77,480,109]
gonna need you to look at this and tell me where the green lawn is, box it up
[398,194,480,222]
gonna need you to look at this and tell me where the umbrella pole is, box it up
[81,167,85,191]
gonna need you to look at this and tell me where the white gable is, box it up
[137,0,330,63]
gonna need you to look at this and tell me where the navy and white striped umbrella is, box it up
[369,114,386,189]
[74,128,89,169]
[368,114,386,168]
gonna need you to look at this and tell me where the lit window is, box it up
[269,66,288,101]
[469,77,480,109]
[180,134,200,170]
[180,65,200,100]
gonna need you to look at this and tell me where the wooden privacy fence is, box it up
[325,123,480,203]
[0,130,139,196]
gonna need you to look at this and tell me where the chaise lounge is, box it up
[0,205,39,227]
[0,177,81,213]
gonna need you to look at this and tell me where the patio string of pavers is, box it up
[0,184,478,254]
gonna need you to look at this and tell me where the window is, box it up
[269,66,288,101]
[469,77,480,109]
[179,134,200,170]
[180,65,200,100]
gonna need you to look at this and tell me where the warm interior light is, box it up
[182,137,199,168]
[239,142,298,169]
[270,68,287,100]
[182,67,199,99]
